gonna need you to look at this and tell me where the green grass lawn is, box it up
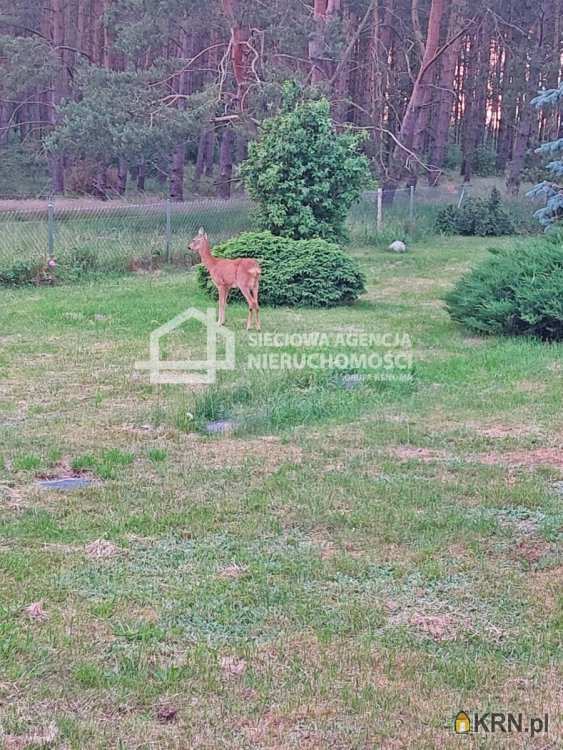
[0,236,561,748]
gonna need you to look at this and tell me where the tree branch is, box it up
[329,0,376,87]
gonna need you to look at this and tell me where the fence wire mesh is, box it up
[0,197,254,278]
[348,183,543,244]
[0,185,542,281]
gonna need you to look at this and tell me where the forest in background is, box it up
[0,0,561,201]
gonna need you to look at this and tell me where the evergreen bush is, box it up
[527,83,563,228]
[241,86,370,241]
[445,237,563,341]
[473,145,499,177]
[436,188,515,236]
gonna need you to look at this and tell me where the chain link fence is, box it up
[349,184,474,244]
[0,197,254,280]
[349,183,542,244]
[0,184,541,282]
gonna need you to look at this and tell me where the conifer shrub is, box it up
[527,82,563,229]
[196,231,366,307]
[436,188,515,236]
[445,238,563,341]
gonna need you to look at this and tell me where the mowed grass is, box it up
[0,236,562,749]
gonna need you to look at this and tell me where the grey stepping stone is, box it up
[37,477,93,491]
[205,419,239,434]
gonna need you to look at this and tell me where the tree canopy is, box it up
[0,0,560,199]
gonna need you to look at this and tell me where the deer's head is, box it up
[189,227,209,256]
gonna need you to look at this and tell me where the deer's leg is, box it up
[239,286,255,330]
[217,285,228,326]
[251,283,260,331]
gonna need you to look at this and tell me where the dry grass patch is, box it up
[217,563,249,579]
[389,446,454,463]
[85,539,120,559]
[183,434,303,474]
[515,379,548,393]
[524,565,563,613]
[511,538,555,566]
[467,421,542,439]
[388,443,563,473]
[477,447,563,472]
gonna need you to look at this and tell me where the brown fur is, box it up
[189,229,261,330]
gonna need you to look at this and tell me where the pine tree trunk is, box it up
[117,158,128,195]
[195,129,209,186]
[309,0,328,84]
[222,0,253,110]
[386,0,446,192]
[217,127,234,199]
[93,165,108,200]
[77,0,91,58]
[204,130,215,176]
[428,2,463,186]
[495,41,515,172]
[506,11,545,195]
[170,146,186,201]
[169,29,193,202]
[137,160,145,192]
[0,102,9,144]
[461,33,478,182]
[49,0,67,194]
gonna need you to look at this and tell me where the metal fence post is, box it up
[376,188,383,233]
[409,185,415,228]
[457,186,465,208]
[165,198,172,262]
[47,201,55,259]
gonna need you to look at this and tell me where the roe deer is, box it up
[189,228,261,330]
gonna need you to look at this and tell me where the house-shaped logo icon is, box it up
[135,307,235,385]
[454,711,471,734]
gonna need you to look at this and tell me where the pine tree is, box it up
[527,82,563,228]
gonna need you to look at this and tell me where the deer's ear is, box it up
[198,227,205,236]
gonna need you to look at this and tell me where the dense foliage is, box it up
[47,68,213,168]
[0,2,558,199]
[196,231,366,307]
[445,238,563,341]
[527,83,563,228]
[241,94,370,240]
[436,189,515,236]
[0,258,40,286]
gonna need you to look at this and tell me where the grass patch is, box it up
[190,368,415,436]
[147,448,167,463]
[0,233,561,748]
[69,449,134,479]
[12,454,42,472]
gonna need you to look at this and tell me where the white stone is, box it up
[388,240,407,253]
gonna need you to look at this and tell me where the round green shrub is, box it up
[196,231,366,307]
[445,238,563,341]
[241,89,370,241]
